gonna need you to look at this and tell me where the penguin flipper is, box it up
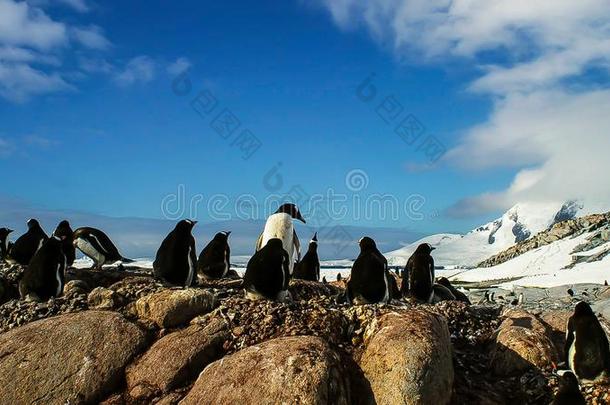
[255,232,264,251]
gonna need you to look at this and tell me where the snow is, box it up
[449,230,610,288]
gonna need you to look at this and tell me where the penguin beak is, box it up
[312,232,317,241]
[296,211,306,223]
[225,231,231,237]
[7,229,13,233]
[430,247,436,251]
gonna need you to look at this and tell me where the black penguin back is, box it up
[154,220,197,287]
[19,236,66,301]
[243,238,289,300]
[197,232,231,280]
[53,220,75,266]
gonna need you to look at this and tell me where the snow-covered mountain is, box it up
[384,200,607,268]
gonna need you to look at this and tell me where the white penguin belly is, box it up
[569,332,577,373]
[75,238,105,265]
[260,213,295,272]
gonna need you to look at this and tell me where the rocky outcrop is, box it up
[359,310,454,405]
[0,311,149,405]
[180,335,355,404]
[478,212,610,268]
[126,318,229,400]
[88,286,122,309]
[491,309,559,375]
[134,288,217,328]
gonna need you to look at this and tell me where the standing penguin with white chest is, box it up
[293,232,320,281]
[345,237,392,305]
[19,235,67,301]
[243,238,290,301]
[401,243,435,303]
[256,203,305,274]
[7,219,48,265]
[565,301,610,381]
[197,231,231,281]
[73,227,133,270]
[53,220,75,267]
[154,220,198,287]
[0,228,13,262]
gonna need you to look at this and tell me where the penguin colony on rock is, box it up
[2,203,610,399]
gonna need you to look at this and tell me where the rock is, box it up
[88,286,122,309]
[288,278,344,301]
[0,310,149,404]
[359,310,454,405]
[63,279,90,296]
[135,288,217,328]
[180,336,354,404]
[491,309,558,375]
[539,310,572,360]
[126,318,229,400]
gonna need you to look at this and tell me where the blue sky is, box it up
[2,0,610,239]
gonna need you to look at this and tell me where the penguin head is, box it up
[176,219,197,233]
[0,228,12,237]
[556,370,580,391]
[437,277,450,288]
[266,238,284,250]
[310,232,318,245]
[214,231,231,241]
[275,203,306,223]
[415,243,435,254]
[574,301,594,316]
[27,218,40,229]
[54,220,73,237]
[358,236,377,251]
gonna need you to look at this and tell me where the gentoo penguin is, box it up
[154,220,198,287]
[345,237,392,305]
[431,284,456,303]
[401,243,435,303]
[293,232,320,281]
[567,288,575,297]
[19,235,67,301]
[243,238,290,301]
[565,301,610,381]
[6,219,48,265]
[73,227,133,270]
[550,371,585,405]
[197,231,231,281]
[255,203,305,274]
[437,277,471,304]
[53,220,75,267]
[0,227,13,262]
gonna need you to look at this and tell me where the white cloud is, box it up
[167,57,191,76]
[0,0,67,50]
[70,25,110,50]
[113,55,156,86]
[0,61,73,102]
[320,0,610,216]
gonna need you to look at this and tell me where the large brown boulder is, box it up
[491,309,558,374]
[134,288,217,328]
[359,310,454,405]
[539,309,571,360]
[180,335,354,404]
[126,318,230,400]
[0,310,148,405]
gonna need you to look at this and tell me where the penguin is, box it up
[345,237,392,305]
[550,371,585,405]
[567,288,575,297]
[437,277,471,304]
[153,220,198,287]
[197,231,231,281]
[431,284,456,303]
[565,301,610,381]
[6,219,48,265]
[292,232,320,282]
[0,227,13,262]
[255,203,305,274]
[243,238,290,302]
[73,227,133,270]
[19,235,67,301]
[322,276,327,284]
[337,273,342,282]
[401,243,435,303]
[53,220,75,267]
[517,292,525,305]
[605,280,608,286]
